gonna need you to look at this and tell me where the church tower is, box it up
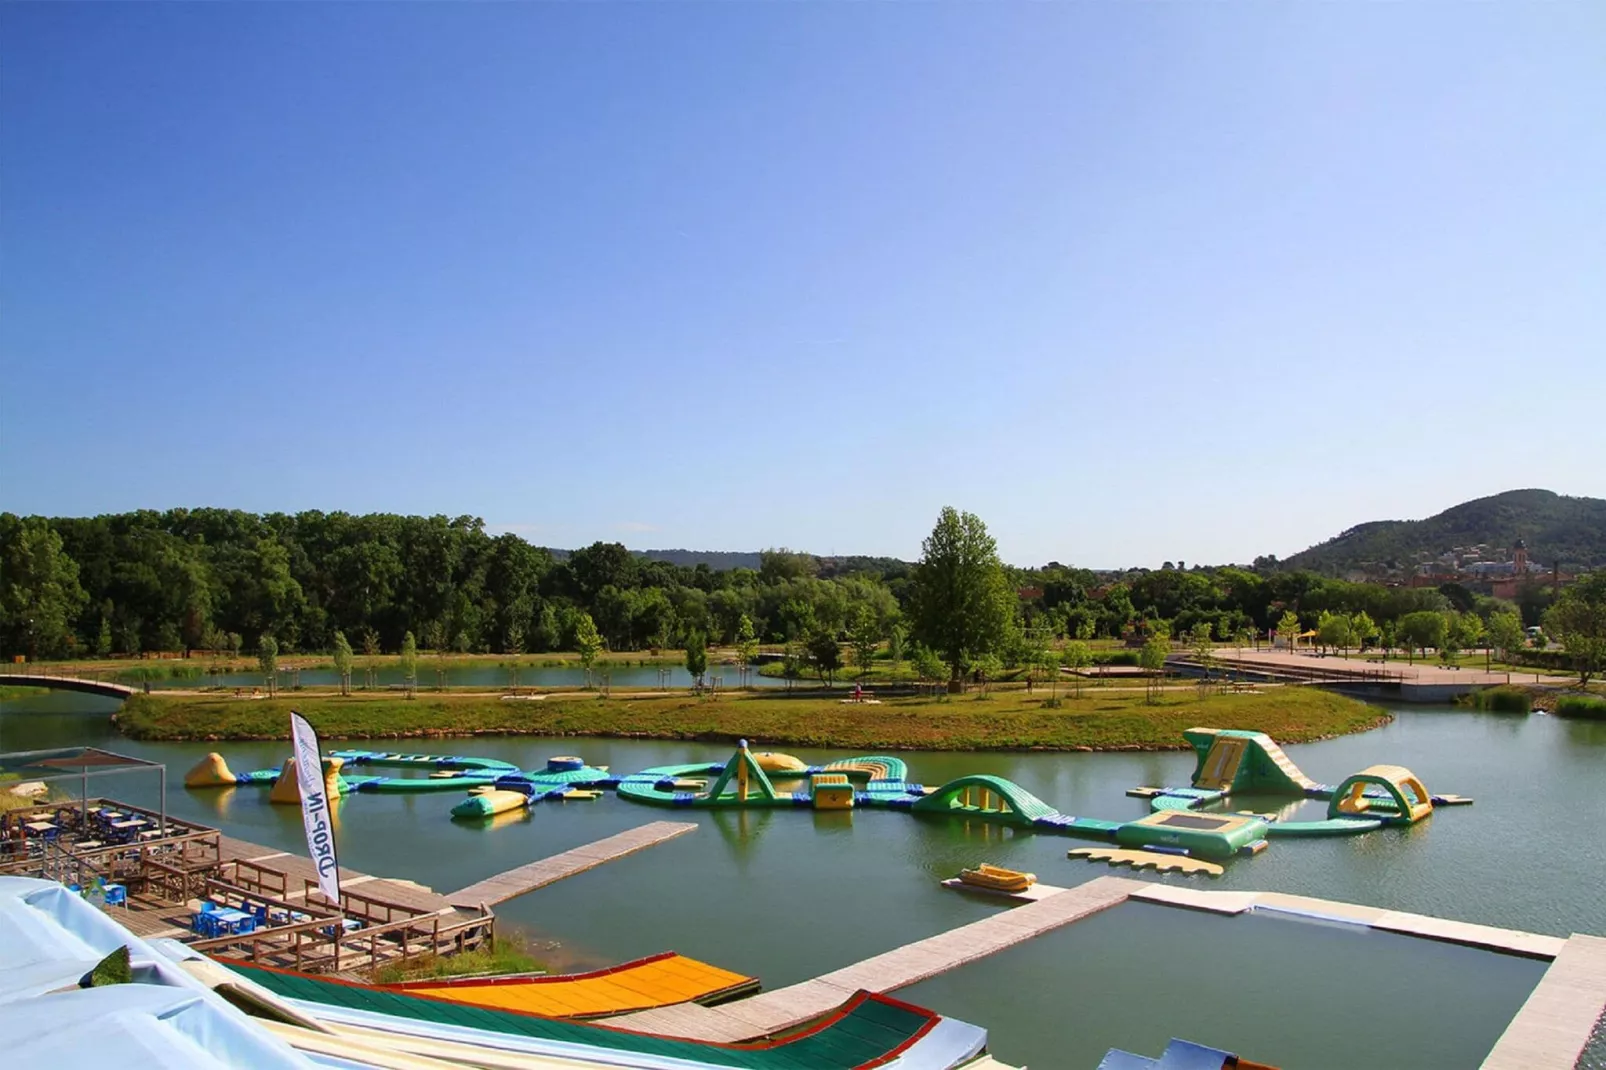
[1512,537,1528,575]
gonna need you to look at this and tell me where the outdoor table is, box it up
[23,821,57,834]
[138,829,164,840]
[110,818,147,829]
[75,840,104,850]
[213,908,255,935]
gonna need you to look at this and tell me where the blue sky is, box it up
[3,2,1602,567]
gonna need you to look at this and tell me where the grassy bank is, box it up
[116,687,1387,752]
[369,932,545,984]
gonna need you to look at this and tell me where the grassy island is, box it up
[116,686,1387,752]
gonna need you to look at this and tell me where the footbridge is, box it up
[0,673,136,700]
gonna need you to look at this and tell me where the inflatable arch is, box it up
[910,774,1059,828]
[1328,765,1433,824]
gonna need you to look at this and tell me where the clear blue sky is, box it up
[3,2,1602,567]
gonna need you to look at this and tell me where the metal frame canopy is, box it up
[1,747,168,835]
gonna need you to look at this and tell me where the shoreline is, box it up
[111,689,1392,753]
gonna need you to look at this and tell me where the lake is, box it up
[4,691,1602,1068]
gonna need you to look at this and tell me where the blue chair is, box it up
[102,883,127,908]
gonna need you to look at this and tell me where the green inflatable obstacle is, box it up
[910,774,1059,829]
[1184,728,1318,794]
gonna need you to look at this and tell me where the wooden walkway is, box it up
[447,821,698,909]
[605,875,1141,1042]
[1482,934,1606,1069]
[218,835,461,918]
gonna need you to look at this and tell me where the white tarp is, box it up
[290,712,341,907]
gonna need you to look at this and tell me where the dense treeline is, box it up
[0,509,1588,671]
[0,510,906,659]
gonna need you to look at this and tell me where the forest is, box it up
[0,508,1566,662]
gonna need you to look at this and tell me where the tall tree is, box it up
[848,606,880,681]
[1316,611,1353,656]
[399,630,418,697]
[257,633,279,696]
[1138,636,1169,703]
[907,507,1015,690]
[1276,610,1302,650]
[733,614,758,687]
[1063,640,1092,698]
[684,631,708,690]
[1544,571,1606,685]
[808,631,843,686]
[1397,611,1446,663]
[1349,611,1377,653]
[332,630,354,696]
[573,612,603,687]
[0,514,89,659]
[1487,610,1525,678]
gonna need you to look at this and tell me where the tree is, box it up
[1276,610,1302,650]
[1231,624,1252,655]
[781,637,807,690]
[907,507,1016,690]
[1316,611,1353,656]
[1350,611,1377,653]
[257,633,279,696]
[912,645,946,689]
[848,607,880,681]
[1188,621,1216,684]
[886,623,907,676]
[1063,640,1092,698]
[95,615,113,657]
[573,613,603,687]
[399,631,418,697]
[1544,571,1606,685]
[0,514,89,659]
[1487,610,1525,679]
[332,630,354,695]
[684,631,708,689]
[971,652,1003,694]
[1397,611,1446,663]
[733,614,758,687]
[1138,636,1169,703]
[808,631,843,686]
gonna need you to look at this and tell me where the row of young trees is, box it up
[2,508,1601,685]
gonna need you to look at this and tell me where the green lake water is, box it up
[4,692,1602,1069]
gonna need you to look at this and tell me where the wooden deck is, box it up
[447,821,698,908]
[605,875,1142,1041]
[1482,934,1606,1070]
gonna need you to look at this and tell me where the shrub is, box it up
[1554,695,1606,720]
[1467,686,1533,713]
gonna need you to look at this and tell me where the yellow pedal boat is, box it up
[958,863,1037,893]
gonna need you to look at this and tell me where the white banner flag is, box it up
[290,712,341,908]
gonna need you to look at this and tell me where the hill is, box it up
[1279,489,1606,575]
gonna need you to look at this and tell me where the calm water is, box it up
[5,692,1602,1069]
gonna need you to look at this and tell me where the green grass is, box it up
[1462,686,1535,713]
[117,686,1387,752]
[369,931,545,984]
[1554,694,1606,720]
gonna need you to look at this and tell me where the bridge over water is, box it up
[0,673,136,700]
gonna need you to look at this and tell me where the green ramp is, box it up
[1184,728,1316,795]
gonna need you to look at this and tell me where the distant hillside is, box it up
[542,547,764,570]
[1280,489,1606,575]
[633,549,764,570]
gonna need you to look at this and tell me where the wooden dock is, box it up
[1126,884,1567,959]
[1482,934,1606,1070]
[605,875,1142,1041]
[447,821,698,908]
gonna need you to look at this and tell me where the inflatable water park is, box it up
[186,727,1472,874]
